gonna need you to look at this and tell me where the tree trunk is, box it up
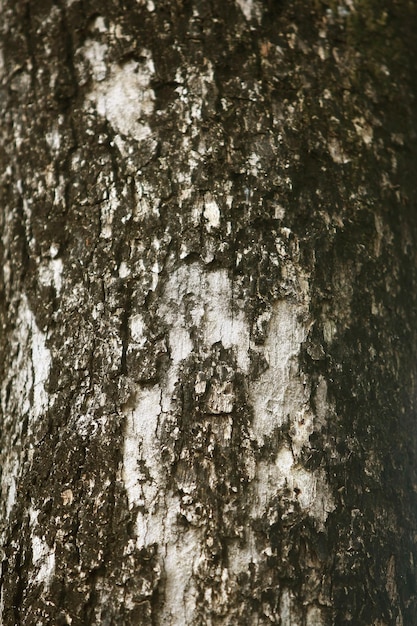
[1,1,417,624]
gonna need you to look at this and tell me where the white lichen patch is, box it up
[32,538,55,586]
[227,526,258,580]
[132,178,161,220]
[247,152,261,176]
[134,0,155,10]
[83,39,155,142]
[91,15,107,33]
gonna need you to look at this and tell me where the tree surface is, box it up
[1,1,417,624]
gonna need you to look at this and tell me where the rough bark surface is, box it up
[1,1,417,624]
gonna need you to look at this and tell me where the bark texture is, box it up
[1,1,417,624]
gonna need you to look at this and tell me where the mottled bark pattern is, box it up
[1,0,417,624]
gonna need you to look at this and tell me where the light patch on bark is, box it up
[61,488,74,506]
[306,605,325,626]
[91,15,107,33]
[227,529,257,578]
[124,264,251,495]
[123,385,203,624]
[247,152,261,176]
[82,40,108,81]
[280,588,302,626]
[29,507,56,587]
[249,300,310,447]
[3,457,19,518]
[248,301,334,531]
[160,263,250,373]
[123,263,253,622]
[235,0,262,23]
[45,122,62,154]
[123,384,162,519]
[100,180,120,239]
[118,261,130,278]
[131,179,161,221]
[129,314,147,347]
[123,267,334,618]
[161,525,202,624]
[279,589,325,626]
[168,325,194,365]
[353,116,373,146]
[0,46,4,80]
[29,315,51,421]
[328,137,350,164]
[38,257,63,295]
[323,318,337,344]
[174,60,215,125]
[0,296,51,527]
[134,0,155,10]
[386,555,402,625]
[81,37,155,142]
[255,450,335,531]
[314,376,329,428]
[10,295,51,423]
[203,193,221,230]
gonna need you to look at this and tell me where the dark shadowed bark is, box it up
[1,1,417,624]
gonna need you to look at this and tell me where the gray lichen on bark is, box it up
[1,0,417,624]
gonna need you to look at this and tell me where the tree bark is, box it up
[1,1,417,624]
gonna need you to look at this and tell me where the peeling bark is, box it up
[1,1,417,624]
